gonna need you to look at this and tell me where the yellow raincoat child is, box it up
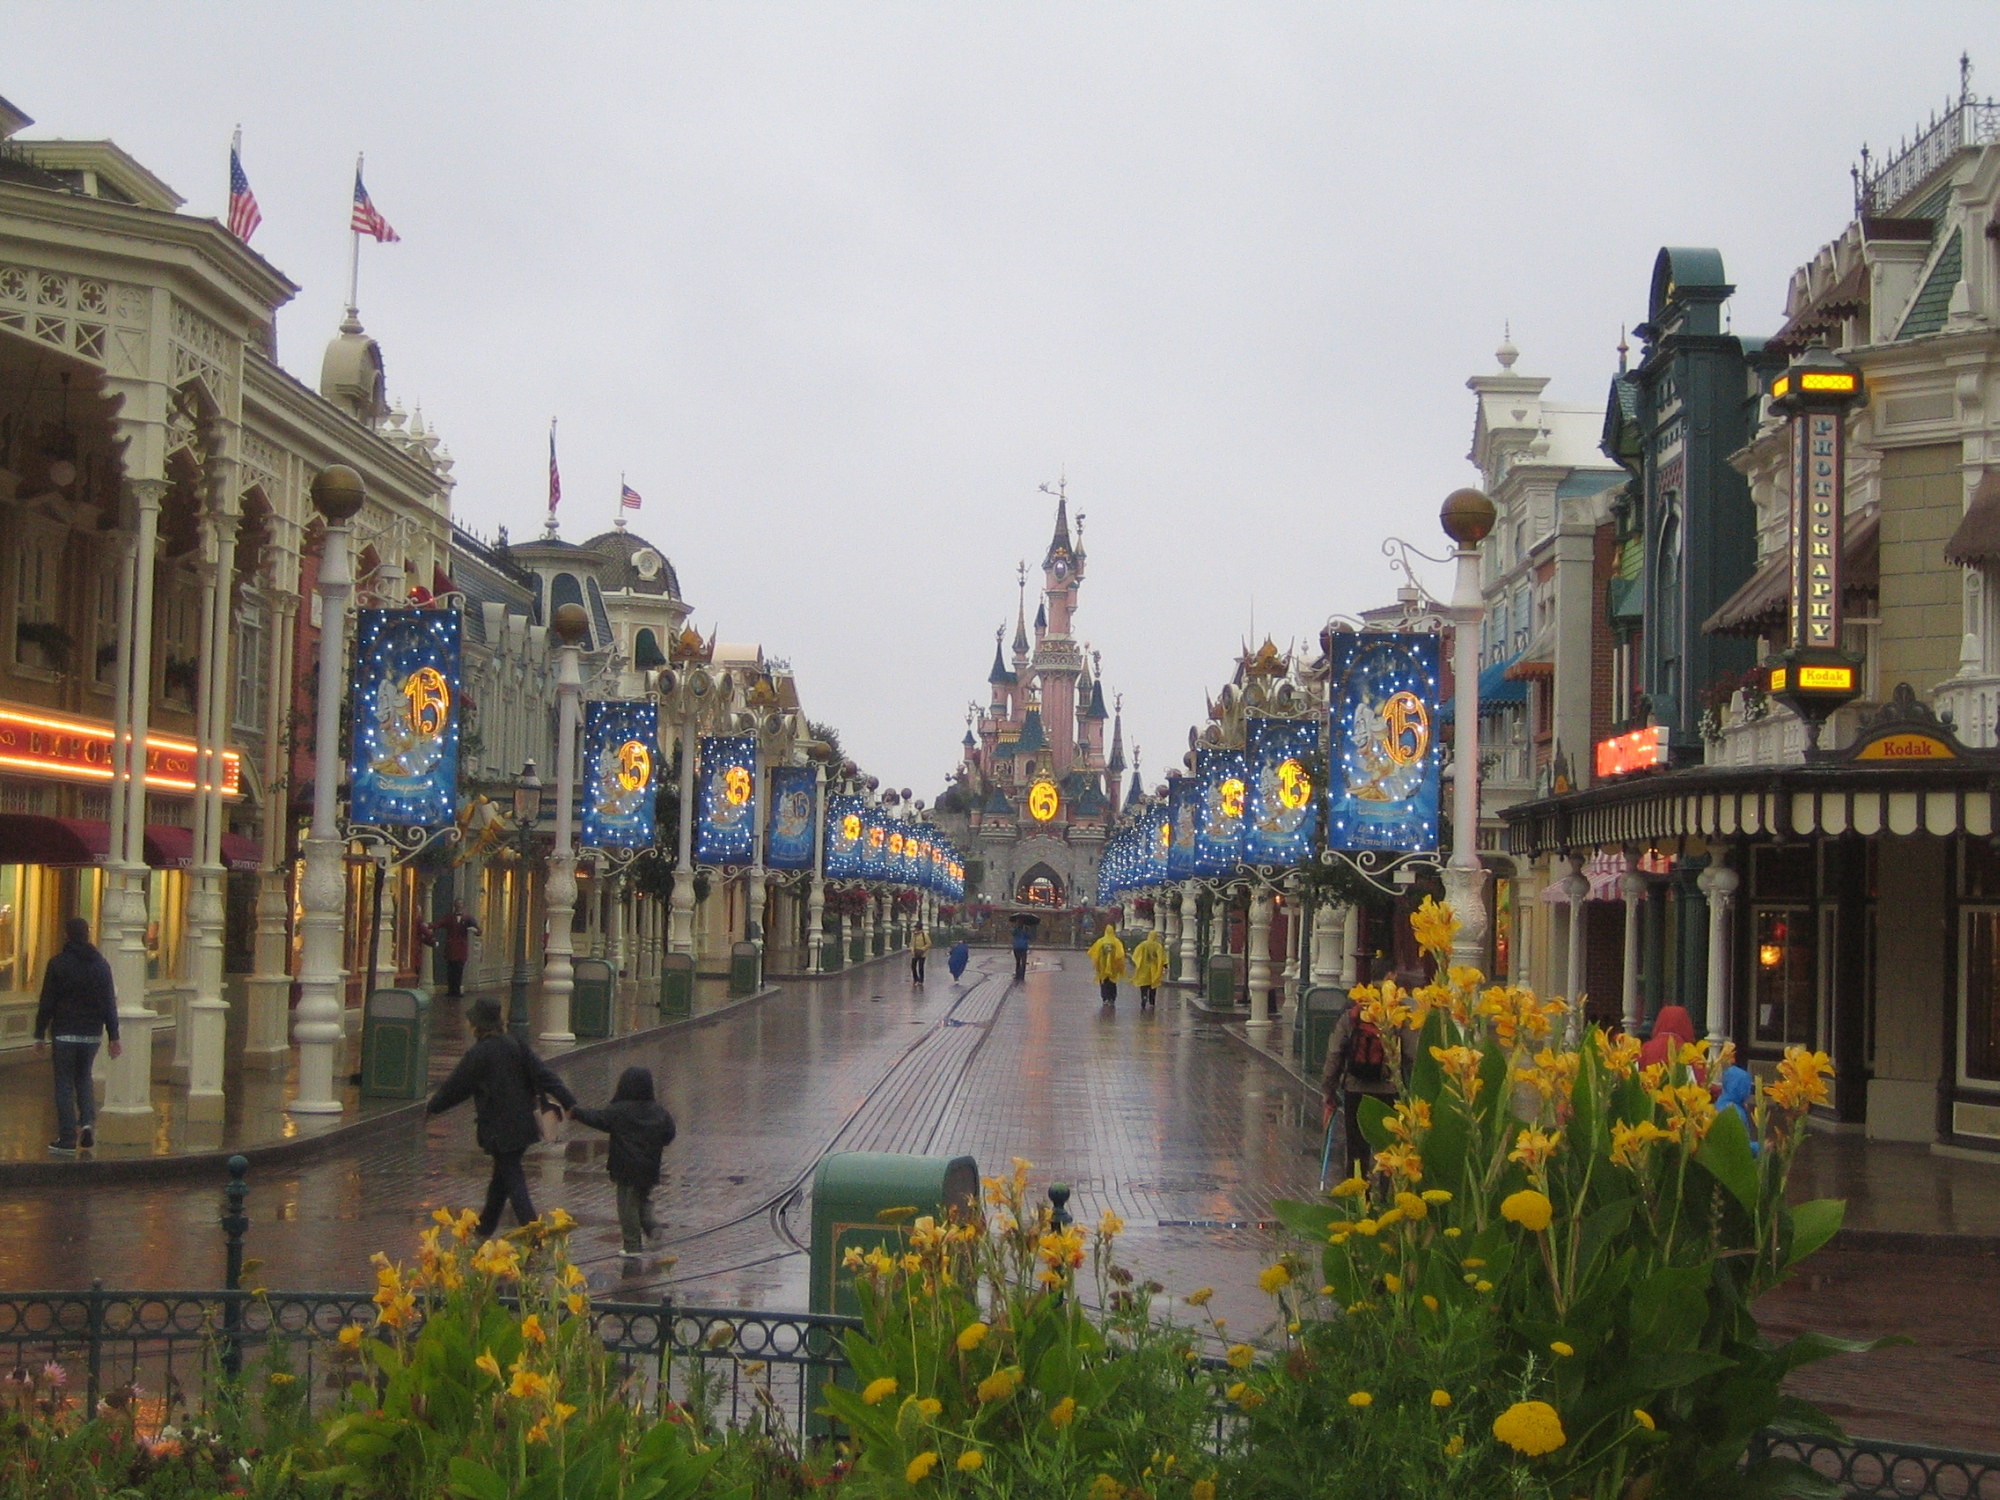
[1089,926,1127,1005]
[1130,931,1166,1009]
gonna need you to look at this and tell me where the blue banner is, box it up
[859,806,886,879]
[1144,803,1170,885]
[1326,632,1441,853]
[825,793,864,878]
[1166,777,1198,883]
[695,735,757,866]
[1245,717,1319,866]
[1193,747,1247,877]
[766,765,817,871]
[579,700,659,849]
[349,609,460,828]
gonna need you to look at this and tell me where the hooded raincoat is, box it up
[1130,934,1167,989]
[1089,928,1128,983]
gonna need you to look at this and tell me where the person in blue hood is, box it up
[947,938,970,983]
[1717,1065,1758,1155]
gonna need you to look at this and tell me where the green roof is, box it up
[1899,228,1963,340]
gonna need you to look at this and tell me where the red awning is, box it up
[0,815,110,866]
[146,824,194,868]
[221,833,262,872]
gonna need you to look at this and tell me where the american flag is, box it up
[548,424,561,515]
[350,169,399,243]
[620,483,643,512]
[227,135,261,243]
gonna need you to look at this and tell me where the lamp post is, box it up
[290,466,365,1115]
[539,604,589,1043]
[509,761,544,1038]
[1440,487,1497,972]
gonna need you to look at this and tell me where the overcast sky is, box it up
[11,5,1989,794]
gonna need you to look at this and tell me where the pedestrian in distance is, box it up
[1320,996,1399,1179]
[1089,923,1127,1005]
[426,997,578,1240]
[1012,922,1031,982]
[910,924,931,983]
[1130,928,1166,1009]
[947,937,970,983]
[1638,1004,1705,1082]
[569,1065,677,1255]
[424,899,481,999]
[33,916,120,1154]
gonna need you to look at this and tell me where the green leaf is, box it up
[445,1457,512,1500]
[1629,1349,1738,1389]
[1629,1265,1709,1353]
[1271,1199,1339,1241]
[1357,1092,1395,1150]
[1694,1106,1760,1218]
[1785,1199,1845,1268]
[1410,1006,1446,1099]
[1574,1196,1635,1281]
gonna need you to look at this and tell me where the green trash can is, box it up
[1205,952,1237,1008]
[360,988,431,1099]
[660,951,695,1020]
[729,939,761,997]
[810,1151,981,1318]
[1301,986,1346,1078]
[571,957,613,1039]
[820,928,845,972]
[849,929,866,963]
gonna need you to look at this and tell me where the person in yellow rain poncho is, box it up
[1088,924,1127,1006]
[1130,929,1166,1009]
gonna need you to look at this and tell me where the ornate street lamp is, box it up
[509,761,544,1037]
[540,603,589,1042]
[1439,487,1498,972]
[290,465,365,1115]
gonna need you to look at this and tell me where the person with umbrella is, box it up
[1011,916,1035,982]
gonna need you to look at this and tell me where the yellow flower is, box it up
[508,1367,552,1401]
[1374,1146,1425,1184]
[1099,1209,1125,1237]
[1595,1028,1643,1078]
[1354,1218,1380,1237]
[553,1401,577,1425]
[1768,1045,1835,1112]
[1501,1189,1554,1233]
[1193,1482,1217,1500]
[1431,1389,1452,1408]
[862,1376,898,1406]
[542,1208,577,1233]
[1331,1174,1369,1199]
[1393,1191,1428,1220]
[475,1349,502,1379]
[1089,1477,1124,1500]
[1550,1341,1574,1358]
[268,1371,295,1386]
[520,1313,546,1346]
[1227,1344,1255,1370]
[976,1367,1019,1403]
[1347,1390,1373,1408]
[1048,1394,1077,1428]
[905,1451,940,1483]
[1381,1273,1402,1294]
[956,1321,989,1351]
[915,1396,943,1418]
[561,1262,586,1289]
[1422,1295,1439,1312]
[1492,1400,1566,1456]
[1258,1264,1292,1294]
[1475,1279,1494,1294]
[565,1291,587,1318]
[1410,895,1460,957]
[1185,1287,1215,1307]
[1633,1408,1656,1430]
[1444,1434,1465,1456]
[1461,1258,1486,1269]
[1429,1044,1485,1102]
[525,1417,550,1444]
[336,1324,363,1351]
[957,1449,985,1472]
[1610,1119,1675,1168]
[1443,1226,1461,1239]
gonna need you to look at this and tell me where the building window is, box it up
[1751,905,1815,1050]
[234,591,267,733]
[161,584,201,709]
[1654,507,1681,707]
[93,562,119,686]
[14,529,64,672]
[1963,910,2000,1086]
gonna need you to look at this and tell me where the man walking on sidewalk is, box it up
[33,917,120,1154]
[428,900,481,998]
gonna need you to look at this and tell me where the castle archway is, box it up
[1016,862,1065,906]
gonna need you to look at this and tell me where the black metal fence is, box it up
[1750,1432,2000,1499]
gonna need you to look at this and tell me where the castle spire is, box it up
[1039,474,1073,570]
[1013,561,1030,656]
[1105,695,1125,770]
[988,625,1013,685]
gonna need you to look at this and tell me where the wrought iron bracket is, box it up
[348,823,460,870]
[1319,846,1443,897]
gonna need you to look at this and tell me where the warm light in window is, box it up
[1759,943,1784,970]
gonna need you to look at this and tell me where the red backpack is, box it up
[1347,1017,1390,1084]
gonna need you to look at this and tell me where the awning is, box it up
[1440,654,1529,723]
[0,816,261,871]
[1702,504,1879,637]
[1945,470,2000,566]
[1505,626,1555,682]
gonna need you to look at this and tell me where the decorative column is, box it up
[1697,859,1739,1062]
[1246,888,1274,1027]
[1161,889,1180,974]
[608,875,628,976]
[1439,489,1496,972]
[99,481,166,1143]
[747,744,768,957]
[1619,865,1646,1036]
[807,764,827,972]
[187,499,240,1121]
[1342,901,1363,986]
[668,716,698,955]
[1311,902,1341,988]
[290,467,363,1115]
[1178,881,1199,982]
[539,604,587,1044]
[243,588,299,1069]
[1282,893,1303,1008]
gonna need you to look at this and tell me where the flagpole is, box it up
[617,471,626,530]
[230,125,241,214]
[345,151,364,324]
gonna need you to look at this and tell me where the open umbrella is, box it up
[1011,912,1042,927]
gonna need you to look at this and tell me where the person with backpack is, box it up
[33,917,121,1154]
[426,997,578,1240]
[569,1065,677,1256]
[1320,997,1399,1177]
[1089,923,1127,1005]
[910,925,931,984]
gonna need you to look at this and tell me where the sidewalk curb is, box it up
[0,983,786,1188]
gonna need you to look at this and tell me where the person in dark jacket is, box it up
[426,997,578,1239]
[570,1065,677,1254]
[33,917,120,1154]
[1011,922,1031,982]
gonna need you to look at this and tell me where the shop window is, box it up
[1752,844,1815,901]
[160,584,202,710]
[234,591,267,733]
[1751,906,1816,1049]
[14,529,65,673]
[1962,909,2000,1086]
[0,865,17,993]
[1965,839,2000,900]
[92,564,119,686]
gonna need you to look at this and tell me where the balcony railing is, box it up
[1863,97,2000,214]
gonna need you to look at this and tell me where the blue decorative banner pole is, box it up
[1440,488,1497,972]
